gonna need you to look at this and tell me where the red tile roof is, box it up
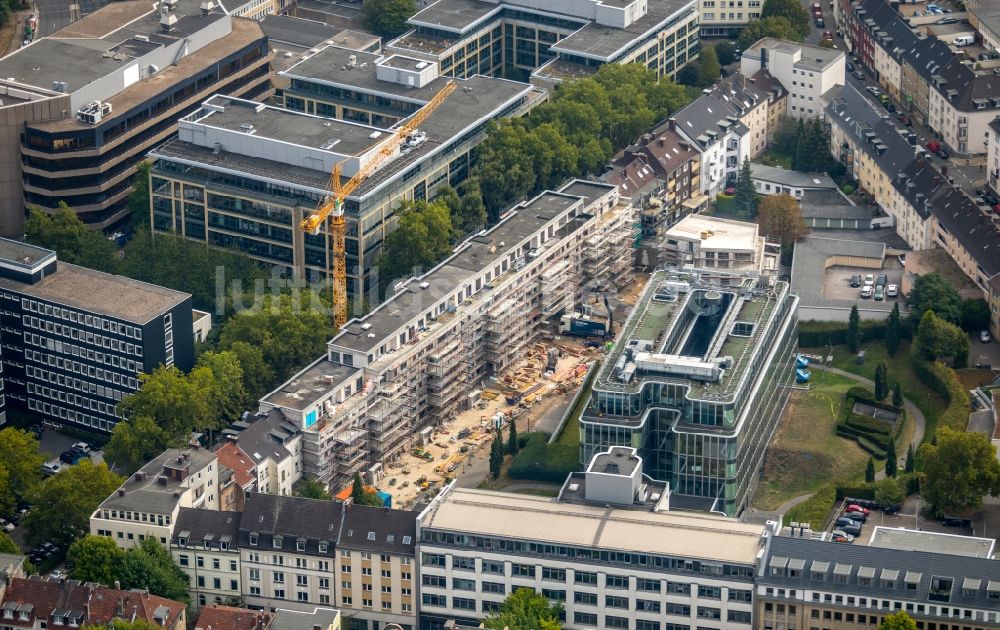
[0,577,184,629]
[194,604,273,630]
[215,441,255,488]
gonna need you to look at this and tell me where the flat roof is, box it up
[0,38,137,94]
[283,46,449,101]
[263,359,360,411]
[420,487,765,564]
[664,215,759,252]
[0,238,56,269]
[260,14,339,49]
[743,37,844,72]
[550,0,697,60]
[0,261,189,324]
[588,448,640,476]
[407,0,503,33]
[100,447,216,513]
[869,527,995,559]
[750,163,837,189]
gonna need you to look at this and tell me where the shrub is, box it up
[842,184,855,195]
[911,358,970,433]
[834,483,875,501]
[856,436,888,459]
[786,483,837,528]
[508,435,579,482]
[846,386,876,401]
[799,319,911,348]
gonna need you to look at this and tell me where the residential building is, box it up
[416,476,764,629]
[660,215,779,284]
[238,493,340,611]
[335,503,419,629]
[967,0,1000,53]
[0,238,193,434]
[698,0,763,38]
[193,605,342,630]
[757,531,1000,630]
[0,0,271,238]
[256,180,632,492]
[741,38,846,119]
[579,265,799,516]
[0,576,186,629]
[149,67,539,300]
[90,446,221,548]
[172,508,242,610]
[384,0,700,86]
[222,409,303,496]
[750,163,838,198]
[988,118,1000,196]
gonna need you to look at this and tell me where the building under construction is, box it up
[258,180,634,492]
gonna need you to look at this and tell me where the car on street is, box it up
[874,285,885,300]
[815,17,825,27]
[50,569,65,579]
[850,274,862,287]
[846,61,855,72]
[886,284,898,297]
[72,442,91,453]
[861,286,873,299]
[980,330,992,343]
[823,30,833,40]
[852,70,865,81]
[866,85,882,97]
[41,461,62,476]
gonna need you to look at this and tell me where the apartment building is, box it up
[0,238,193,434]
[0,0,271,238]
[172,508,242,610]
[416,470,764,630]
[988,118,1000,196]
[256,180,632,492]
[757,531,1000,630]
[384,0,700,86]
[579,265,799,516]
[194,605,342,630]
[220,409,303,496]
[0,576,186,630]
[699,0,763,38]
[90,446,221,548]
[751,163,838,198]
[741,38,846,119]
[660,215,780,284]
[335,504,419,630]
[149,65,538,299]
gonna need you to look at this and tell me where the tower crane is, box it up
[300,79,457,330]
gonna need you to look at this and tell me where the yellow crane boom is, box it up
[301,79,457,329]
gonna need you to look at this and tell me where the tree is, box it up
[195,350,249,427]
[698,45,721,86]
[84,621,162,630]
[915,310,969,367]
[874,477,906,509]
[294,478,331,500]
[507,420,519,456]
[375,199,454,292]
[118,538,189,603]
[128,161,152,228]
[880,612,918,630]
[23,205,116,272]
[757,194,806,247]
[104,416,171,476]
[0,428,45,517]
[67,535,125,586]
[892,382,903,408]
[118,365,212,444]
[761,0,810,36]
[676,63,701,87]
[457,178,488,235]
[737,16,802,50]
[361,0,417,37]
[865,457,875,483]
[483,587,562,630]
[847,305,862,353]
[733,158,758,219]
[225,340,275,403]
[23,460,123,548]
[885,438,897,478]
[960,298,990,332]
[818,39,835,48]
[919,428,1000,514]
[351,473,367,505]
[715,41,737,65]
[0,531,19,555]
[874,361,889,401]
[886,302,901,357]
[904,443,915,473]
[490,432,503,480]
[909,273,962,325]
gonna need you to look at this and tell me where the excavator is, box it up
[300,79,458,330]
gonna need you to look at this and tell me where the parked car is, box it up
[850,274,862,287]
[844,510,868,522]
[941,516,972,527]
[936,17,957,24]
[938,147,950,159]
[815,17,825,27]
[926,140,942,154]
[846,61,855,72]
[864,273,875,286]
[823,30,833,40]
[59,450,83,465]
[0,519,14,533]
[876,273,887,287]
[861,286,873,299]
[846,504,871,515]
[980,330,992,343]
[842,524,863,537]
[836,516,858,527]
[852,70,866,81]
[874,285,885,301]
[886,284,898,297]
[41,461,62,475]
[866,85,882,97]
[831,530,854,543]
[49,570,65,580]
[71,442,91,453]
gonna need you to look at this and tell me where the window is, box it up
[423,594,447,607]
[422,575,447,588]
[453,578,475,591]
[638,599,661,612]
[698,607,722,620]
[542,567,566,581]
[483,560,504,575]
[698,585,722,599]
[574,612,598,625]
[728,610,752,623]
[606,575,629,589]
[606,595,628,609]
[273,572,284,583]
[422,553,445,567]
[296,575,308,587]
[668,582,691,595]
[483,581,505,594]
[575,571,597,585]
[638,578,661,592]
[729,589,752,602]
[512,563,535,578]
[637,622,661,630]
[249,569,260,580]
[606,616,630,629]
[574,591,597,605]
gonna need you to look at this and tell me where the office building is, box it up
[172,508,242,610]
[149,62,539,298]
[758,530,1000,630]
[0,576,187,629]
[256,180,632,492]
[385,0,700,86]
[0,0,271,238]
[741,38,846,119]
[579,264,799,516]
[90,446,221,548]
[416,473,764,629]
[698,0,763,38]
[0,238,193,434]
[660,215,780,284]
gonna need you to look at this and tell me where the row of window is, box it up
[94,528,166,545]
[26,381,121,418]
[26,365,130,402]
[244,552,330,572]
[19,297,145,338]
[27,398,114,430]
[24,330,143,373]
[101,509,170,526]
[22,315,145,357]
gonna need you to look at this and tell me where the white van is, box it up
[954,35,975,46]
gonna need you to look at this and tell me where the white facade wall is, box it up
[241,548,335,610]
[173,545,242,609]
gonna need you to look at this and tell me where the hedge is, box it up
[785,483,838,528]
[835,483,876,501]
[844,413,892,437]
[846,386,903,413]
[799,318,912,348]
[508,433,580,482]
[912,358,970,433]
[836,424,889,449]
[857,435,888,459]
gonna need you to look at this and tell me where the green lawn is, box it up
[802,341,946,441]
[756,151,793,170]
[753,372,871,511]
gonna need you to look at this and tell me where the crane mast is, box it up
[300,80,457,330]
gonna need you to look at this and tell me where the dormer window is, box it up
[273,535,283,549]
[249,533,259,546]
[178,537,187,546]
[318,542,328,554]
[296,539,306,552]
[220,541,229,551]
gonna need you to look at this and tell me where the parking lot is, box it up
[821,264,904,302]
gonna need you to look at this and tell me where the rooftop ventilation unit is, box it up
[77,100,112,125]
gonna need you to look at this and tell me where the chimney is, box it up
[200,0,214,14]
[115,580,121,590]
